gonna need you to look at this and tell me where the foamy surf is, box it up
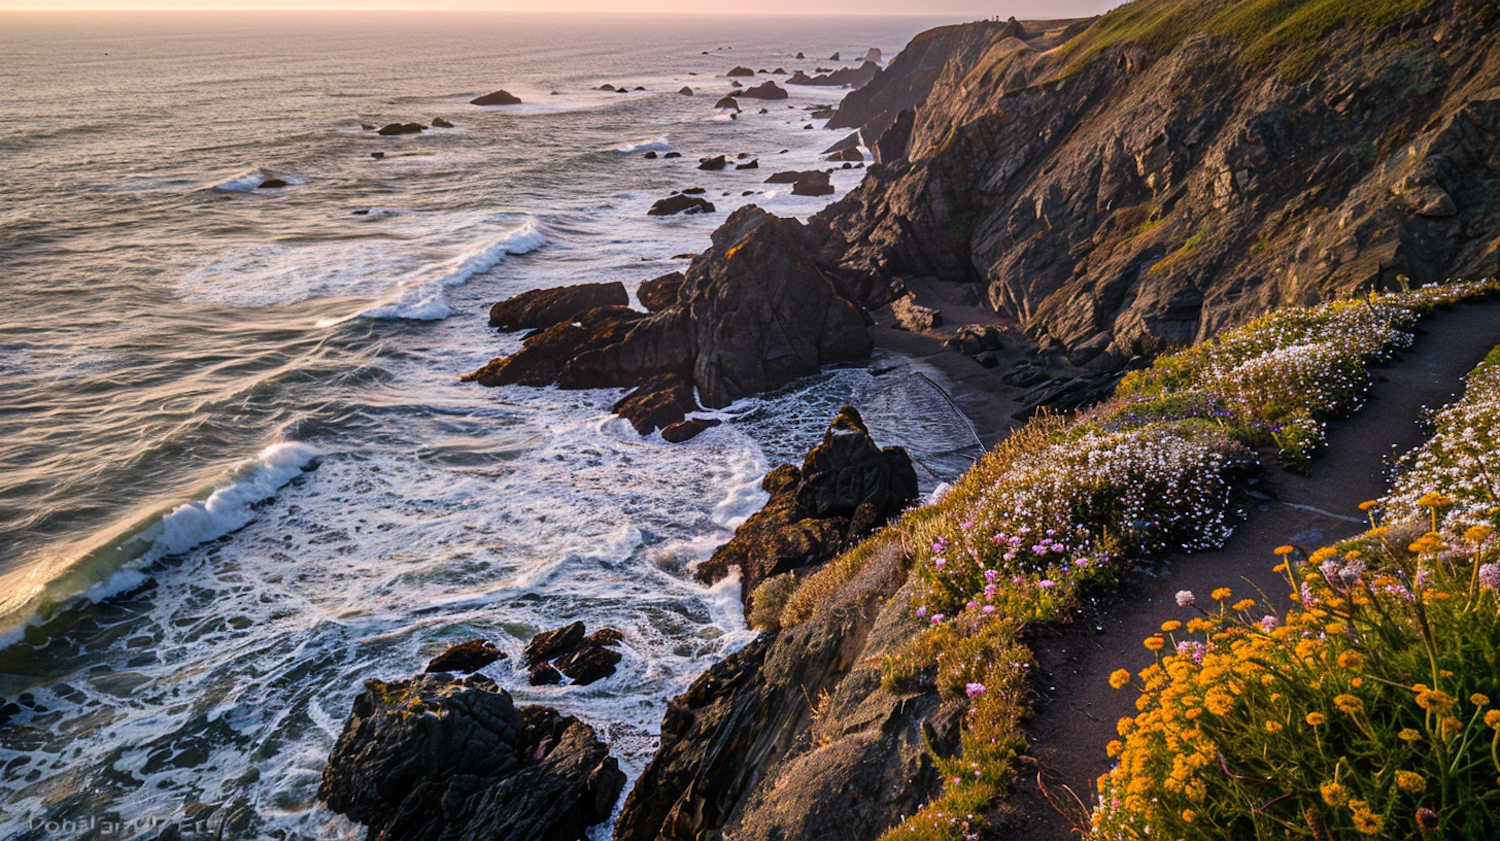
[610,135,670,153]
[318,218,547,325]
[207,168,306,192]
[0,441,320,648]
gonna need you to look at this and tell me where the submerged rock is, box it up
[376,122,425,136]
[430,117,454,128]
[320,674,623,841]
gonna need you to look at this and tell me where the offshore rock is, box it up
[661,417,721,442]
[461,306,644,387]
[376,122,425,136]
[320,674,623,841]
[470,89,522,105]
[612,373,698,435]
[648,194,716,216]
[696,405,917,610]
[485,282,629,331]
[738,81,789,100]
[524,623,626,686]
[425,640,507,674]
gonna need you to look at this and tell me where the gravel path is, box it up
[987,299,1500,839]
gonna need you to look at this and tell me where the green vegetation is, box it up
[1092,346,1500,840]
[1058,0,1439,75]
[773,279,1500,841]
[1148,231,1205,274]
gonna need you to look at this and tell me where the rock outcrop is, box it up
[425,639,507,674]
[697,406,917,612]
[613,536,957,841]
[320,674,624,841]
[738,81,789,100]
[470,89,522,106]
[637,271,685,312]
[649,195,716,216]
[467,206,871,410]
[726,66,755,77]
[485,281,628,331]
[523,622,626,686]
[786,62,880,89]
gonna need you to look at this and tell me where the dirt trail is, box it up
[987,299,1500,840]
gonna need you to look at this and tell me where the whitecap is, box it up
[610,135,670,154]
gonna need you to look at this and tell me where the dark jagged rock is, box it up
[828,51,840,61]
[524,622,587,666]
[614,537,955,841]
[522,623,627,685]
[773,67,787,74]
[637,271,685,312]
[377,122,425,136]
[530,663,563,686]
[425,639,507,674]
[485,282,629,331]
[698,155,728,170]
[681,187,707,194]
[661,417,721,442]
[696,406,917,609]
[430,117,454,128]
[785,62,879,89]
[790,171,833,196]
[470,89,522,106]
[824,147,863,162]
[320,674,623,841]
[469,206,871,413]
[612,373,698,435]
[736,159,759,170]
[462,306,644,388]
[738,81,788,100]
[649,194,716,216]
[726,66,755,77]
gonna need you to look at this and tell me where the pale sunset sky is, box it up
[3,0,1121,17]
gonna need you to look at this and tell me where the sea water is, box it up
[0,12,980,839]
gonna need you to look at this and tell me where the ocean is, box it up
[0,12,982,839]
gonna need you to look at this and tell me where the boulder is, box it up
[739,81,789,100]
[524,621,587,666]
[773,67,787,74]
[430,117,454,128]
[649,194,717,216]
[485,282,629,331]
[679,86,694,95]
[613,373,699,435]
[637,271,685,312]
[256,178,288,189]
[791,171,834,196]
[696,406,918,609]
[644,151,658,159]
[470,89,522,106]
[523,623,627,686]
[727,66,755,77]
[376,122,425,136]
[663,151,682,159]
[944,325,1004,356]
[425,639,507,674]
[890,295,941,331]
[736,160,759,170]
[698,155,728,170]
[661,418,722,443]
[597,84,617,91]
[714,96,740,111]
[319,674,624,841]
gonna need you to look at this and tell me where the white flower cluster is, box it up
[981,425,1234,551]
[1202,341,1367,416]
[1387,352,1500,526]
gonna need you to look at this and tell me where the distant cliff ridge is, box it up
[818,0,1500,366]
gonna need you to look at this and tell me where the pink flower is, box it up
[1039,579,1056,589]
[935,558,946,568]
[965,682,986,698]
[930,614,945,623]
[915,606,927,617]
[961,519,975,530]
[1175,590,1195,607]
[982,605,995,614]
[983,569,998,582]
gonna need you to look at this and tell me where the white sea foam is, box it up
[207,168,306,192]
[610,135,670,153]
[329,219,547,324]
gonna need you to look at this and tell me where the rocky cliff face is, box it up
[817,0,1500,365]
